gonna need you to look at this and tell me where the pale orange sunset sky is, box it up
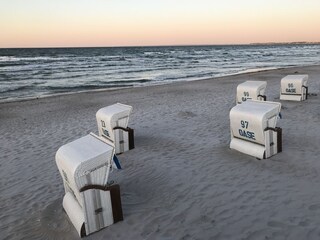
[1,0,320,48]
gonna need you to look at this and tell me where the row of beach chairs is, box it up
[231,74,308,159]
[55,103,134,237]
[237,74,308,103]
[55,74,310,237]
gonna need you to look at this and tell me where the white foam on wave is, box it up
[237,67,278,74]
[0,56,68,62]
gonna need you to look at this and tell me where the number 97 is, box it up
[241,120,248,129]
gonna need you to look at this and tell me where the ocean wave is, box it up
[116,66,173,74]
[99,56,126,62]
[0,62,28,67]
[0,85,33,93]
[0,56,69,62]
[236,67,279,74]
[143,51,165,55]
[96,79,151,84]
[44,84,133,92]
[1,44,320,101]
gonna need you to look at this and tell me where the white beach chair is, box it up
[280,75,308,101]
[56,133,123,237]
[96,103,134,154]
[230,100,282,159]
[236,81,267,104]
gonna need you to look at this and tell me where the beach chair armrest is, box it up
[257,94,267,101]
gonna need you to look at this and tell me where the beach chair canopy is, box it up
[96,103,133,143]
[230,100,281,145]
[56,133,114,205]
[230,100,282,159]
[236,81,267,104]
[56,134,123,237]
[280,75,308,101]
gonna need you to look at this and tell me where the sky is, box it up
[0,0,320,48]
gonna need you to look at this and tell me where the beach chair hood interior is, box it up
[230,100,282,159]
[236,81,267,104]
[280,74,308,101]
[56,133,123,237]
[96,103,134,154]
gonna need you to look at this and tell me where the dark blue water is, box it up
[0,44,319,102]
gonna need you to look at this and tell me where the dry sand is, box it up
[1,65,320,240]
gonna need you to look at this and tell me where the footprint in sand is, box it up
[308,204,320,211]
[177,111,197,118]
[298,220,310,227]
[267,221,286,228]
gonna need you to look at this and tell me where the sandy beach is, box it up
[1,65,320,240]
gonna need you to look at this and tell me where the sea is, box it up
[0,44,319,102]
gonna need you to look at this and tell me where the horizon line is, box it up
[1,41,320,50]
